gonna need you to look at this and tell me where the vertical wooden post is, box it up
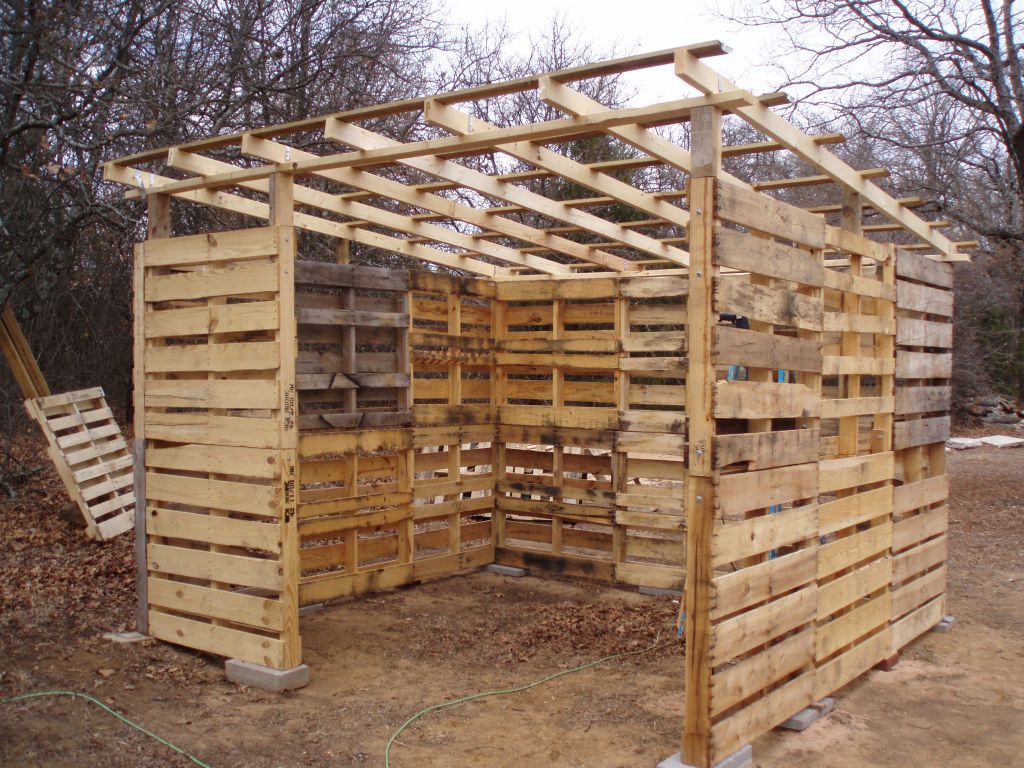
[336,240,359,572]
[491,295,508,549]
[682,105,721,768]
[134,192,170,635]
[271,172,302,668]
[838,188,863,456]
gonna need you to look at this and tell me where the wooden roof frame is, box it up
[106,41,968,277]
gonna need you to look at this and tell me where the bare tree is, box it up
[722,0,1024,401]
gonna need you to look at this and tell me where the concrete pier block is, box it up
[225,659,310,692]
[485,564,526,577]
[103,631,148,644]
[657,744,752,768]
[933,615,956,633]
[778,697,835,731]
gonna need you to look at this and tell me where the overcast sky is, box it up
[440,0,786,102]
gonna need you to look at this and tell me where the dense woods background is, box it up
[1,0,1021,441]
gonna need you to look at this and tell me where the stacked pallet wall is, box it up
[681,124,921,765]
[409,273,496,576]
[689,178,828,762]
[891,249,953,649]
[296,268,495,604]
[136,224,301,670]
[815,237,897,698]
[490,275,687,589]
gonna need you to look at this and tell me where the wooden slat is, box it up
[715,325,822,372]
[896,351,953,379]
[714,429,819,470]
[148,580,286,632]
[713,505,817,566]
[146,472,278,517]
[147,508,282,553]
[717,279,823,331]
[718,464,817,516]
[147,543,282,591]
[145,261,278,302]
[143,227,278,267]
[715,179,826,249]
[714,226,824,286]
[711,585,817,666]
[896,280,953,317]
[895,250,954,289]
[895,385,950,415]
[893,505,948,552]
[819,453,893,493]
[715,381,820,420]
[893,417,950,451]
[148,611,286,669]
[711,629,814,717]
[712,548,817,619]
[817,592,891,660]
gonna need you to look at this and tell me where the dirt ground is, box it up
[1,434,1023,768]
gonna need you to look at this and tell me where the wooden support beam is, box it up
[112,91,752,200]
[539,77,752,192]
[682,104,720,768]
[422,99,690,266]
[106,162,504,277]
[0,304,50,400]
[109,40,732,170]
[166,149,556,275]
[315,124,636,271]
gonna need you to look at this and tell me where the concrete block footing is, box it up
[485,564,526,577]
[933,615,956,633]
[103,631,148,644]
[299,602,324,617]
[657,744,752,768]
[778,697,835,731]
[225,659,310,692]
[639,585,683,597]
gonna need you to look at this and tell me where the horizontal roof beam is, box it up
[110,91,754,200]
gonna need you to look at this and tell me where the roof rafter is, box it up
[675,48,962,260]
[242,134,633,272]
[421,100,691,266]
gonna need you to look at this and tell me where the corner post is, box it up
[270,172,302,668]
[134,193,170,634]
[682,105,721,768]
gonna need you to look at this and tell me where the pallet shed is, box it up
[106,42,961,767]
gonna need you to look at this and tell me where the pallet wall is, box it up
[683,175,949,766]
[135,225,301,670]
[295,268,495,605]
[491,274,688,591]
[891,249,953,648]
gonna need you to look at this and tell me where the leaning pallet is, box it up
[24,388,135,541]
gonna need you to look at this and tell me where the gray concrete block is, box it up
[778,697,835,732]
[103,631,148,644]
[485,564,526,577]
[299,602,324,617]
[933,615,956,633]
[657,744,752,768]
[639,585,683,597]
[225,659,310,692]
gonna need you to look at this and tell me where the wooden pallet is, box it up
[25,387,135,541]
